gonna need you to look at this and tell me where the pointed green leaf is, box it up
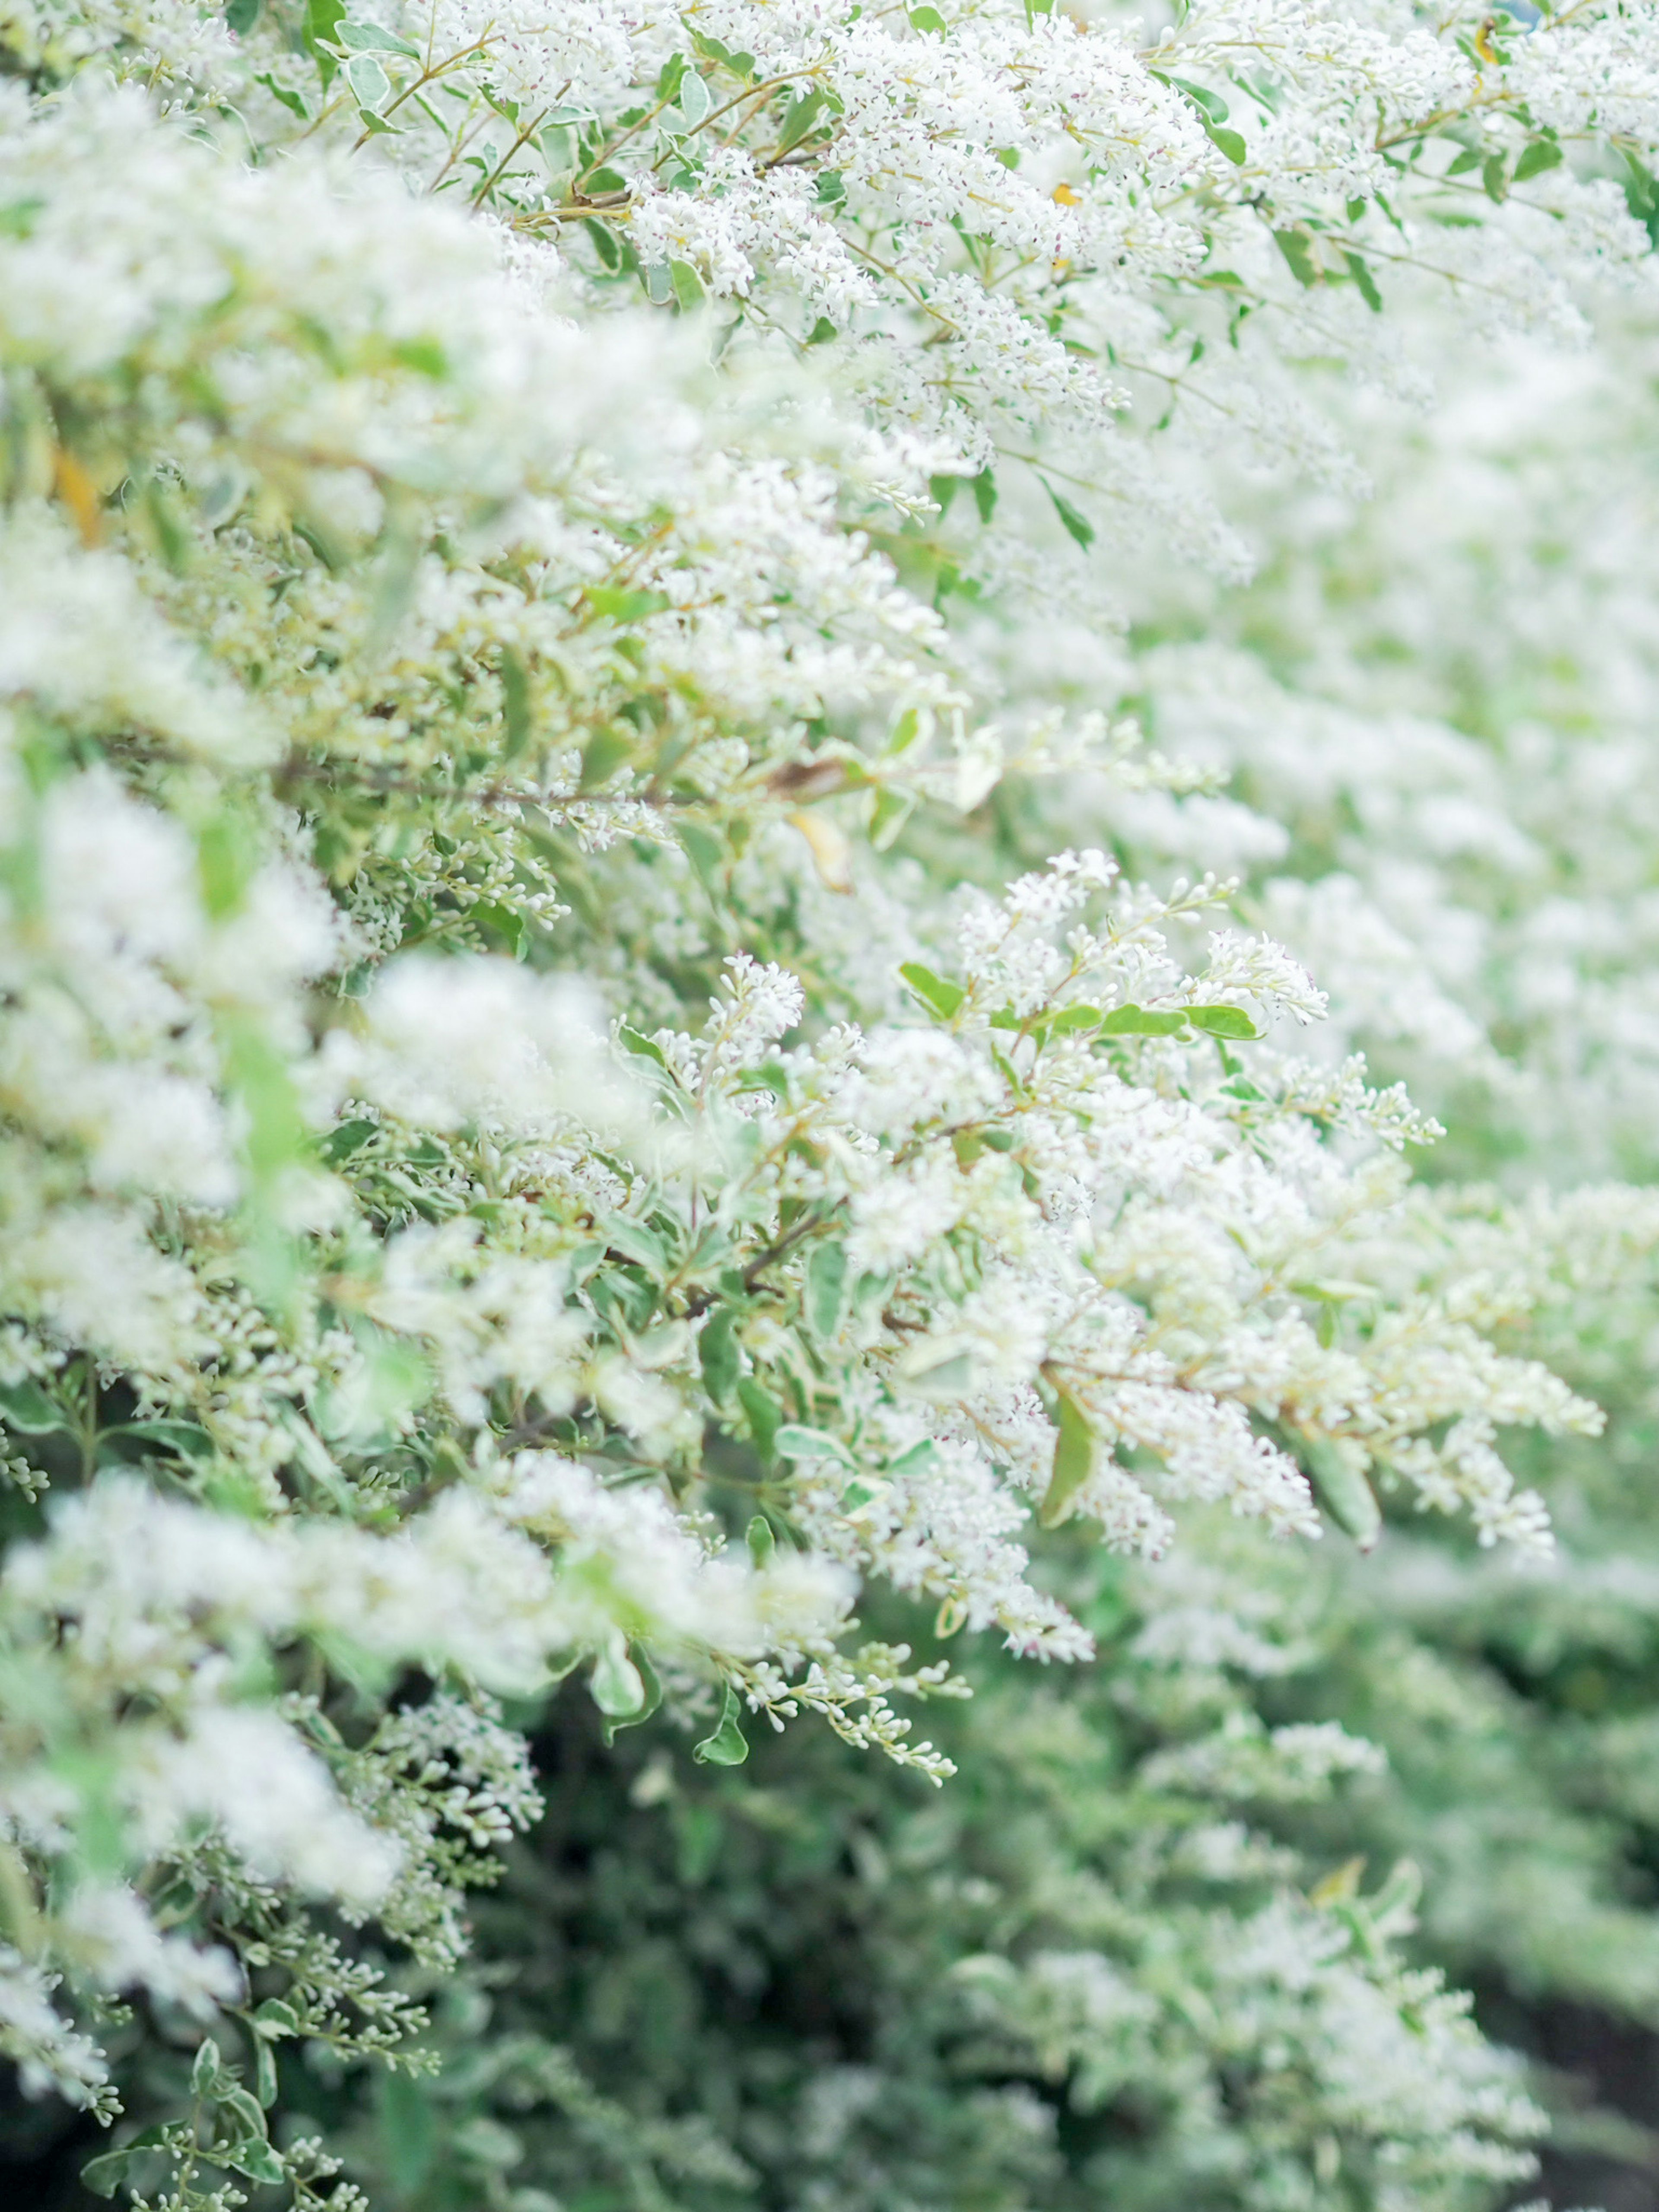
[1042,481,1095,551]
[899,962,965,1020]
[1039,1388,1098,1527]
[1099,1003,1187,1036]
[699,1306,742,1405]
[1186,1003,1260,1040]
[1303,1438,1382,1551]
[693,1682,749,1765]
[804,1240,848,1341]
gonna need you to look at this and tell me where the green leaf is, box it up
[1151,70,1229,121]
[222,2139,286,2186]
[693,1682,750,1765]
[1186,1003,1260,1040]
[1039,1388,1098,1527]
[680,820,724,893]
[737,1376,782,1458]
[869,785,914,851]
[1203,120,1247,165]
[499,644,533,757]
[617,1024,668,1069]
[1446,145,1481,175]
[1049,1004,1103,1034]
[1042,481,1095,551]
[669,257,706,311]
[586,584,670,622]
[602,1216,667,1271]
[590,1639,647,1717]
[467,901,526,958]
[1343,251,1382,311]
[82,2131,172,2199]
[1514,137,1563,182]
[814,170,845,207]
[899,961,965,1020]
[338,39,388,95]
[302,0,344,77]
[1482,153,1508,203]
[0,1378,65,1433]
[99,1420,215,1466]
[1303,1438,1382,1551]
[601,1646,662,1742]
[337,18,420,54]
[580,726,634,791]
[192,2038,227,2095]
[1099,1003,1187,1036]
[1273,228,1319,287]
[321,1116,378,1163]
[585,216,622,269]
[804,1240,848,1341]
[887,1438,940,1478]
[970,467,998,522]
[253,2034,278,2109]
[909,6,946,29]
[746,1514,775,1567]
[774,1423,852,1463]
[699,1306,742,1405]
[582,166,629,195]
[778,87,826,153]
[224,0,261,33]
[676,69,711,127]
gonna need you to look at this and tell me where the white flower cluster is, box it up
[2,0,1656,2178]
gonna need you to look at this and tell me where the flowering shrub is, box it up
[4,0,1659,2205]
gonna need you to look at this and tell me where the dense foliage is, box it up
[5,0,1659,2206]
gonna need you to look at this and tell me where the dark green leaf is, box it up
[225,0,261,35]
